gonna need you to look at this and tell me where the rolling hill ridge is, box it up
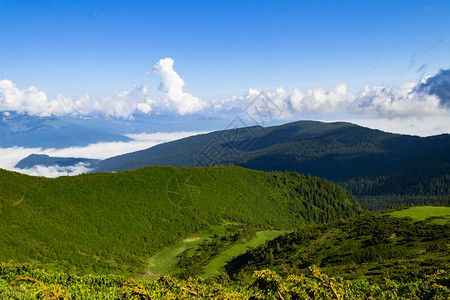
[0,166,362,276]
[93,120,450,210]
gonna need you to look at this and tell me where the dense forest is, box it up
[0,166,362,276]
[226,208,449,283]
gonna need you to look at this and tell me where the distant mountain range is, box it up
[14,120,450,210]
[0,112,231,148]
[0,113,130,148]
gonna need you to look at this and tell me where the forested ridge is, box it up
[91,120,450,210]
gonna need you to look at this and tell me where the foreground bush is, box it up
[1,263,448,299]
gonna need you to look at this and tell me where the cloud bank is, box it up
[350,82,445,118]
[0,131,205,178]
[215,69,450,120]
[0,80,153,118]
[1,58,450,130]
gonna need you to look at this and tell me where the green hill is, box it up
[94,120,450,210]
[226,206,449,282]
[0,166,362,277]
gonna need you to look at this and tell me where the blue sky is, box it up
[1,0,450,176]
[1,0,448,97]
[1,0,450,136]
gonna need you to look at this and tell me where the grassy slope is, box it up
[0,166,362,277]
[390,205,450,223]
[202,229,286,278]
[227,207,449,282]
[146,227,286,280]
[146,226,226,279]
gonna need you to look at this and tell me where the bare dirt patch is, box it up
[183,237,201,242]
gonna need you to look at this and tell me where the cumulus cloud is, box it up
[2,59,450,121]
[416,68,450,108]
[0,79,154,118]
[214,85,352,117]
[100,85,152,117]
[0,80,50,116]
[351,82,445,118]
[288,84,352,114]
[214,84,358,118]
[0,131,205,177]
[152,58,209,115]
[215,68,450,120]
[0,58,209,117]
[214,88,285,112]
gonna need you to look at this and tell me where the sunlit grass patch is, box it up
[390,206,450,224]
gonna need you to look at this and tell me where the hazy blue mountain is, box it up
[0,112,235,148]
[0,113,131,148]
[58,113,232,135]
[15,154,100,169]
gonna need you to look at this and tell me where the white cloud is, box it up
[288,84,352,114]
[213,87,289,117]
[0,79,154,118]
[152,58,209,115]
[20,163,92,178]
[45,131,205,160]
[0,131,205,177]
[215,78,449,120]
[0,80,50,117]
[342,115,450,137]
[2,59,450,136]
[351,83,445,118]
[0,146,42,170]
[0,58,209,118]
[100,85,152,118]
[415,68,450,108]
[214,85,353,117]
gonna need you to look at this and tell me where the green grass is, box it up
[390,206,450,224]
[202,230,286,278]
[146,226,227,279]
[146,226,286,279]
[147,236,204,279]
